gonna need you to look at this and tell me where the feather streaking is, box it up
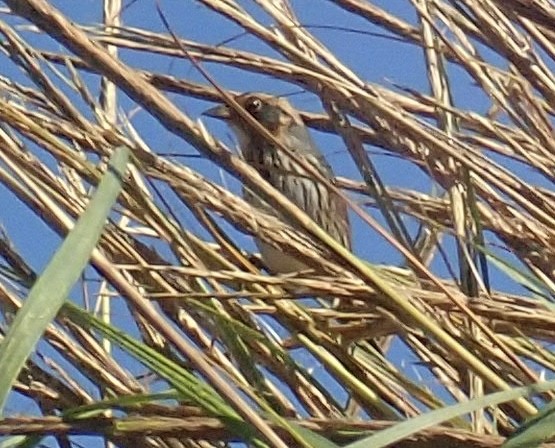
[204,93,350,273]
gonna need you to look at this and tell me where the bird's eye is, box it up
[246,97,262,113]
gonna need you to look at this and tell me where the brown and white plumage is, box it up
[204,93,350,273]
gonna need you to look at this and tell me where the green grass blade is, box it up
[345,380,555,448]
[0,147,129,412]
[502,400,555,448]
[61,302,265,446]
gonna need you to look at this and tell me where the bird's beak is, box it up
[202,104,230,120]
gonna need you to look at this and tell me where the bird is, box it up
[203,92,350,274]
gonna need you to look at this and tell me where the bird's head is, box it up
[203,93,304,143]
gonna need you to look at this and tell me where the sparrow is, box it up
[204,92,350,273]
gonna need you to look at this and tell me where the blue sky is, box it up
[2,0,518,285]
[0,0,539,445]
